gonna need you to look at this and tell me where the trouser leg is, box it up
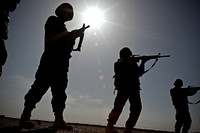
[106,91,128,133]
[24,77,50,110]
[19,81,49,128]
[125,90,142,129]
[20,70,50,123]
[0,40,7,66]
[51,75,73,131]
[51,75,68,113]
[182,110,191,133]
[107,91,128,125]
[175,111,184,133]
[19,107,33,123]
[0,40,7,76]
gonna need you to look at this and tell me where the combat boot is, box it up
[18,107,34,129]
[53,111,73,131]
[105,122,118,133]
[124,129,134,133]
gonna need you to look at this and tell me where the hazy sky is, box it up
[0,0,200,132]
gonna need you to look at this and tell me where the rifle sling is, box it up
[189,99,200,104]
[143,57,158,74]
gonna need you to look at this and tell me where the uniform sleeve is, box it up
[114,61,123,87]
[138,62,145,76]
[114,61,121,74]
[186,88,197,96]
[45,16,66,39]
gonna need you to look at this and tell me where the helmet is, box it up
[174,79,183,87]
[119,47,132,59]
[55,3,73,21]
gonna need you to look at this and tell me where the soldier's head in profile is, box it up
[55,3,74,22]
[174,79,183,88]
[119,47,132,59]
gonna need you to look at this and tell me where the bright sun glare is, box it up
[83,7,105,29]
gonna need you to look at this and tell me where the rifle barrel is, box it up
[187,87,200,90]
[159,55,170,58]
[132,54,170,61]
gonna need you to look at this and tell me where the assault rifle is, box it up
[131,53,170,73]
[185,86,200,91]
[73,24,90,52]
[186,86,200,104]
[132,53,170,62]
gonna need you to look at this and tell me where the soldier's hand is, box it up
[71,30,82,38]
[71,24,90,38]
[79,23,90,33]
[141,56,150,64]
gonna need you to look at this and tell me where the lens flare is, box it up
[83,7,105,29]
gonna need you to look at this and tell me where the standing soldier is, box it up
[170,79,198,133]
[105,47,149,133]
[0,0,20,77]
[19,3,89,131]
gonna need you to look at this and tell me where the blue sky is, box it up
[0,0,200,132]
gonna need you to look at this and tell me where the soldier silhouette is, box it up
[19,3,89,130]
[0,0,20,77]
[170,79,198,133]
[105,47,149,133]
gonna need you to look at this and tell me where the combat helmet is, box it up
[119,47,132,59]
[174,79,183,87]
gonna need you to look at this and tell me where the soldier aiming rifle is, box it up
[170,79,199,133]
[105,47,170,133]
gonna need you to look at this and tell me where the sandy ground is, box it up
[0,115,172,133]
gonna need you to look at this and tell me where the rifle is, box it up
[73,24,90,52]
[186,86,200,104]
[132,53,170,61]
[132,53,170,74]
[186,86,200,91]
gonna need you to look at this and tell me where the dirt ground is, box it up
[0,115,172,133]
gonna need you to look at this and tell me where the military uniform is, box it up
[107,55,145,131]
[170,85,197,133]
[24,15,76,113]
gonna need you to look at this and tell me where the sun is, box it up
[82,7,105,29]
